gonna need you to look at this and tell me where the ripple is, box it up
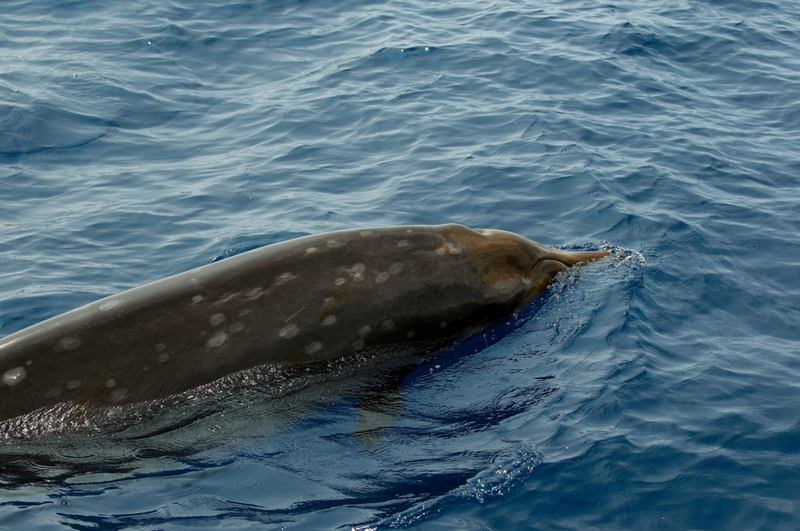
[1,0,799,528]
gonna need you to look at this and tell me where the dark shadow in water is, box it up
[0,338,453,485]
[0,287,563,487]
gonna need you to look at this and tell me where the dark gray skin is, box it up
[0,224,609,422]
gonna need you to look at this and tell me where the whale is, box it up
[0,224,609,423]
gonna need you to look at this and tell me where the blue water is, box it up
[1,0,799,529]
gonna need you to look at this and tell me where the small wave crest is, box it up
[360,447,540,530]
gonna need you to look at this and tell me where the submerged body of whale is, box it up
[0,224,609,422]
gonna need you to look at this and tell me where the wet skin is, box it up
[0,224,609,422]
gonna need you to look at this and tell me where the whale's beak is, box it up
[525,246,610,301]
[543,247,611,266]
[457,226,610,307]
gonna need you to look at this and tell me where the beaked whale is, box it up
[0,224,609,422]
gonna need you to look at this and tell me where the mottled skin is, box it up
[0,224,609,422]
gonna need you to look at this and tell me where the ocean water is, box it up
[1,0,799,529]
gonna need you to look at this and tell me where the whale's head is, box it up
[442,224,610,310]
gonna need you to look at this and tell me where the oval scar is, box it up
[306,341,323,355]
[2,367,26,387]
[55,336,81,352]
[207,331,228,348]
[279,324,300,339]
[99,299,121,311]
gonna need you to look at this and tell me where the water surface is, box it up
[1,0,799,529]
